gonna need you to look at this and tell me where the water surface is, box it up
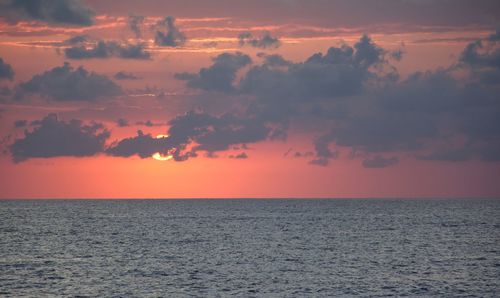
[1,199,499,296]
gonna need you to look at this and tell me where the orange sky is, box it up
[0,0,499,198]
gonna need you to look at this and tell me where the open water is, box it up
[0,199,499,297]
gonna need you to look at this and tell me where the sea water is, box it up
[1,199,499,297]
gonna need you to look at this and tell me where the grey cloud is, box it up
[0,58,14,80]
[114,71,140,80]
[107,110,275,161]
[390,49,404,61]
[460,41,500,69]
[154,16,186,47]
[0,0,94,26]
[459,29,500,85]
[64,35,88,45]
[13,119,27,128]
[128,14,145,38]
[175,33,500,166]
[9,113,109,163]
[107,130,169,159]
[309,133,339,166]
[8,33,500,167]
[362,156,399,168]
[175,52,252,93]
[229,152,248,159]
[65,41,151,60]
[488,28,500,42]
[239,32,281,49]
[178,35,391,103]
[136,120,164,127]
[417,149,472,162]
[116,118,129,127]
[17,62,122,101]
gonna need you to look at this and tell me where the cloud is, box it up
[229,152,248,159]
[0,58,14,80]
[175,33,500,166]
[116,118,129,127]
[106,130,169,159]
[13,119,27,128]
[114,71,140,80]
[175,52,252,93]
[17,62,122,101]
[107,110,275,161]
[154,16,186,47]
[238,31,281,49]
[362,156,399,168]
[417,149,471,162]
[459,29,500,84]
[135,120,164,127]
[64,35,88,45]
[5,33,500,167]
[179,35,392,103]
[64,41,151,60]
[128,14,145,38]
[0,0,94,26]
[9,113,109,163]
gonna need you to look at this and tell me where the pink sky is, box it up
[0,0,499,198]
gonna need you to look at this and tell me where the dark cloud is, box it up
[154,16,186,47]
[488,28,500,42]
[64,35,88,45]
[238,31,281,49]
[459,29,500,85]
[460,41,500,69]
[0,0,94,26]
[13,120,27,128]
[6,33,500,167]
[309,134,339,166]
[175,52,252,93]
[116,118,129,127]
[135,120,164,127]
[65,41,151,60]
[362,156,399,168]
[0,58,15,80]
[9,113,109,163]
[128,14,145,38]
[17,62,122,101]
[107,110,275,161]
[106,130,167,159]
[114,71,140,80]
[229,152,248,159]
[417,149,472,162]
[175,33,500,166]
[64,40,108,59]
[179,35,391,103]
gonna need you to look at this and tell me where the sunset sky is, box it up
[0,0,499,198]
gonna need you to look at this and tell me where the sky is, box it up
[0,0,499,198]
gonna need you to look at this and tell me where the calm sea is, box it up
[1,199,499,297]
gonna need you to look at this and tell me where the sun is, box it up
[152,134,173,161]
[152,152,173,161]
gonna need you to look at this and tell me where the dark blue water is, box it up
[0,199,499,297]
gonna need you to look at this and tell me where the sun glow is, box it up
[152,152,173,161]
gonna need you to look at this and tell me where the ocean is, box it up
[0,199,499,297]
